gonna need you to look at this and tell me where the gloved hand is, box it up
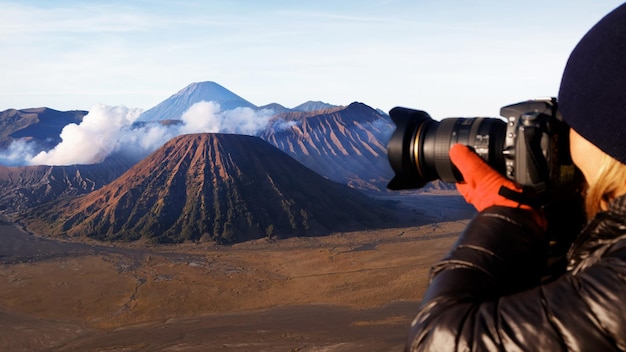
[449,144,534,212]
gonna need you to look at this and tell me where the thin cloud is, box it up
[1,0,623,117]
[0,3,153,36]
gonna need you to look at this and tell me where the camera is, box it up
[386,98,578,197]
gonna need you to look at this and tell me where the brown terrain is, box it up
[0,193,474,351]
[0,89,473,351]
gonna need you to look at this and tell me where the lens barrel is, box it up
[387,107,506,190]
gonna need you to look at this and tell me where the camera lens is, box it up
[387,107,506,190]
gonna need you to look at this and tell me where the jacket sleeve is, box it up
[406,206,626,351]
[406,206,550,351]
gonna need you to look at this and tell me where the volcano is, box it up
[22,133,396,244]
[137,81,256,122]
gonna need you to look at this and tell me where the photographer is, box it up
[406,4,626,351]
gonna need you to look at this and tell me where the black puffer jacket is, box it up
[406,194,626,351]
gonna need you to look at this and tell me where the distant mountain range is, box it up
[137,81,339,122]
[21,133,397,244]
[134,81,394,190]
[0,81,396,191]
[1,81,455,244]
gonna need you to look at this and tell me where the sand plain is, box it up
[0,193,474,351]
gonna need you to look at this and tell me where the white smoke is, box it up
[0,139,36,166]
[180,101,274,135]
[269,119,298,131]
[8,101,282,166]
[180,101,223,134]
[31,105,143,165]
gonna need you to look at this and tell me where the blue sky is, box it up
[1,0,624,119]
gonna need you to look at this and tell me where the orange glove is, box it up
[449,144,534,212]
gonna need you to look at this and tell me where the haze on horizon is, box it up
[2,1,623,119]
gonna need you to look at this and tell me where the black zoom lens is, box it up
[387,107,507,190]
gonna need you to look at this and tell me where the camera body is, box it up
[387,98,578,197]
[500,98,574,193]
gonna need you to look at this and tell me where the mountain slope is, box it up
[0,107,87,151]
[137,81,257,122]
[261,102,395,190]
[22,133,396,244]
[0,156,136,213]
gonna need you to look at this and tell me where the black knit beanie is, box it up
[558,3,626,164]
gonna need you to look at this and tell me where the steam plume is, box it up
[30,105,142,165]
[7,101,280,166]
[0,139,36,166]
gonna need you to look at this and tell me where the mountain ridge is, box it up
[0,108,87,152]
[262,102,395,190]
[293,101,338,112]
